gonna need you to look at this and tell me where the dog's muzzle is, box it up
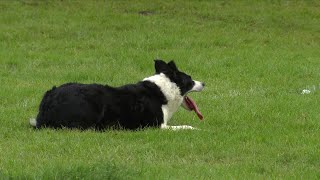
[191,81,205,92]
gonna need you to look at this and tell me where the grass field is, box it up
[1,0,320,179]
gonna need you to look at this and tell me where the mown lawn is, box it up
[0,0,320,179]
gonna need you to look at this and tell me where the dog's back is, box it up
[34,83,109,129]
[33,81,166,130]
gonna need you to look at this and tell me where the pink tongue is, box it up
[185,96,203,120]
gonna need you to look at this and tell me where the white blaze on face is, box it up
[191,81,205,92]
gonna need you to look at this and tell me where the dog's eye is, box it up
[184,80,194,87]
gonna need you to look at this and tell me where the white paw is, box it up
[179,125,195,130]
[164,125,199,130]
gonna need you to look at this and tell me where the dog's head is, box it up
[154,59,205,119]
[154,60,205,95]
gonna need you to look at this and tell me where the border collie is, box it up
[30,60,205,130]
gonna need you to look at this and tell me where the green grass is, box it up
[1,0,320,179]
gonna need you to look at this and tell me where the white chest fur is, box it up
[143,73,183,127]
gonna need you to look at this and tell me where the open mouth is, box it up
[182,96,203,120]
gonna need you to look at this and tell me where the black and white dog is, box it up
[30,60,205,130]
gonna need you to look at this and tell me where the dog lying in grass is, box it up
[30,60,205,130]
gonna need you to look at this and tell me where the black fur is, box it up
[154,59,195,95]
[34,60,197,130]
[35,81,166,130]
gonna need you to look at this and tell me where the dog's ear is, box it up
[154,59,169,73]
[167,61,178,71]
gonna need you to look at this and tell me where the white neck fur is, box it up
[143,73,184,126]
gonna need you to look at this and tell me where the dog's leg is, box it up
[161,124,197,130]
[29,118,37,127]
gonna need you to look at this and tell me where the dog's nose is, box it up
[202,82,205,87]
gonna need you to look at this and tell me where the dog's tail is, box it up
[29,118,37,127]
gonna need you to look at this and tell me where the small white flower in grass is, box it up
[301,89,311,94]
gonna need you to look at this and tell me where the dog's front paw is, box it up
[180,125,195,129]
[166,125,199,130]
